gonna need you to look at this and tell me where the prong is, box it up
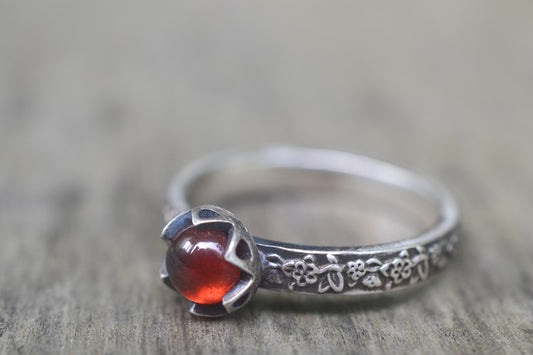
[161,210,192,242]
[189,302,228,317]
[160,259,175,290]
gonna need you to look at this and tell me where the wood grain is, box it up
[1,1,532,354]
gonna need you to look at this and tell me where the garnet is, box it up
[166,226,241,304]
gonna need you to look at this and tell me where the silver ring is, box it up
[160,146,459,317]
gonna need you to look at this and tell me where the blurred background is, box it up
[1,1,532,353]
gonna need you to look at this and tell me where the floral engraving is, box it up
[380,250,413,284]
[411,246,430,284]
[428,233,458,269]
[346,259,366,287]
[265,269,283,285]
[362,274,382,288]
[280,255,319,291]
[318,254,344,293]
[265,233,458,293]
[429,242,445,268]
[447,234,459,252]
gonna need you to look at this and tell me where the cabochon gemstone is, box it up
[166,226,241,304]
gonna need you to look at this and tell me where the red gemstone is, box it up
[166,226,241,304]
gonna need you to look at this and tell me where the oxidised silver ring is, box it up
[160,146,459,317]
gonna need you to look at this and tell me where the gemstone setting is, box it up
[166,226,241,304]
[161,205,261,317]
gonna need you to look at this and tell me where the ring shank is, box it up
[166,146,459,295]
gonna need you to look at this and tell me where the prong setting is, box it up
[161,205,261,317]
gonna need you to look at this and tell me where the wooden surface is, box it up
[1,1,533,354]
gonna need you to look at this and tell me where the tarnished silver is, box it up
[160,146,460,317]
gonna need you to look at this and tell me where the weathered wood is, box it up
[1,1,532,354]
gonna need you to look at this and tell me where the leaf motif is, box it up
[266,254,283,265]
[281,260,295,277]
[366,257,382,266]
[266,270,283,285]
[416,259,429,281]
[327,271,344,292]
[304,255,316,263]
[327,254,338,264]
[399,250,410,259]
[365,257,383,272]
[318,278,330,293]
[379,263,390,277]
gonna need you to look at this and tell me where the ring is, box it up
[160,146,459,317]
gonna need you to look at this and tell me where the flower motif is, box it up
[346,259,366,287]
[362,274,382,288]
[293,260,318,286]
[429,243,447,268]
[281,255,319,287]
[386,253,413,284]
[446,234,458,253]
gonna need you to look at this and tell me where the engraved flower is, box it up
[362,274,382,288]
[387,253,413,284]
[429,243,447,268]
[346,259,366,287]
[282,255,319,287]
[446,234,458,253]
[293,260,318,286]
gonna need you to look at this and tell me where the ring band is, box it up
[160,146,460,317]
